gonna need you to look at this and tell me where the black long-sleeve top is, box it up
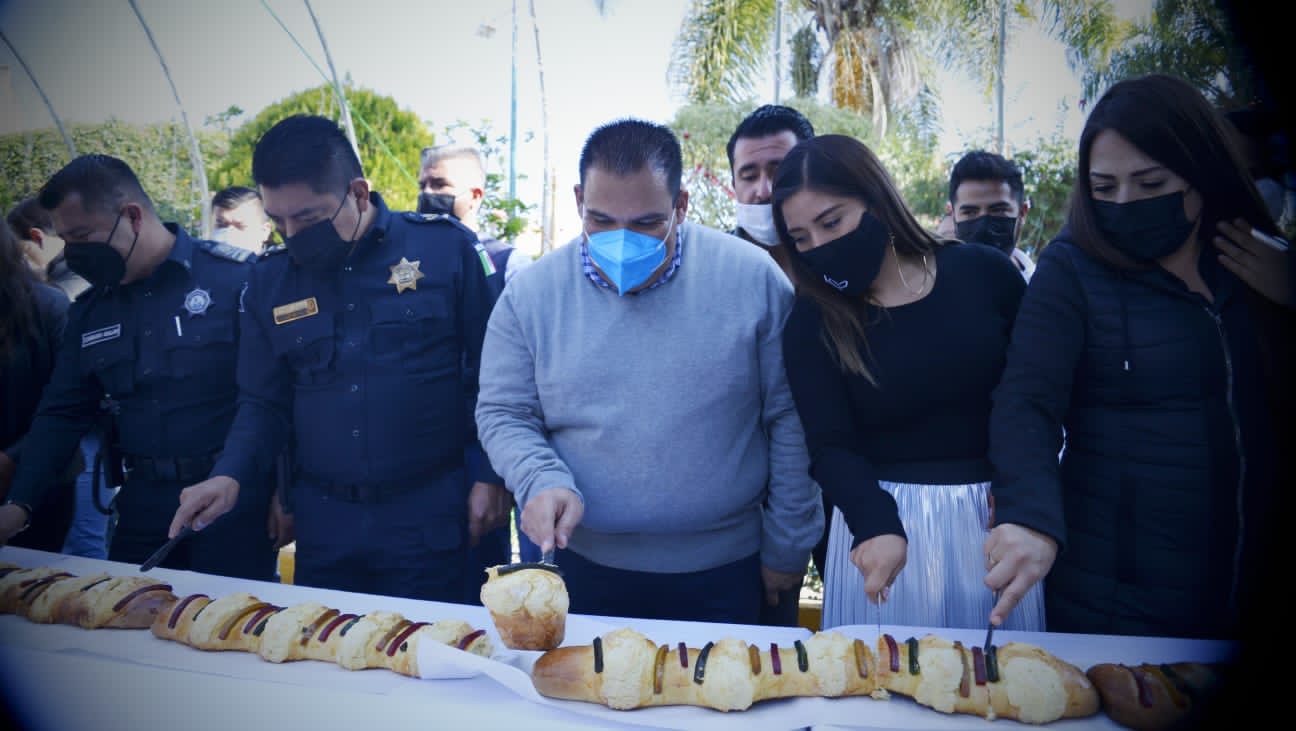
[2,282,69,461]
[782,242,1026,546]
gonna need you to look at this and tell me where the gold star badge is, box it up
[387,257,425,293]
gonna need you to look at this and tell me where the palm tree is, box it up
[670,0,923,137]
[1067,0,1259,110]
[670,0,1124,140]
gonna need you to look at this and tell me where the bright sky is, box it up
[0,0,1151,246]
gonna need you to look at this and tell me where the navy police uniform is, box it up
[213,192,502,602]
[7,226,276,580]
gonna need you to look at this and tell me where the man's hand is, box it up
[983,522,1057,627]
[0,503,29,546]
[849,533,907,604]
[466,481,510,547]
[760,566,805,607]
[519,488,583,554]
[169,476,240,538]
[266,488,294,551]
[0,451,15,495]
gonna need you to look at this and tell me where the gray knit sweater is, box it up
[475,222,823,574]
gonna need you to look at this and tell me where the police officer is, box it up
[170,115,507,602]
[0,155,278,582]
[417,142,528,593]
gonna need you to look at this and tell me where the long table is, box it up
[0,547,1236,731]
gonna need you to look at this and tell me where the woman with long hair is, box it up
[987,72,1293,640]
[0,216,78,552]
[774,134,1045,631]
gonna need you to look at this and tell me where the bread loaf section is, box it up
[1086,661,1226,730]
[531,628,1100,724]
[150,591,495,679]
[0,567,175,629]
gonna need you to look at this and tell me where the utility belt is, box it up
[300,455,461,504]
[123,453,220,483]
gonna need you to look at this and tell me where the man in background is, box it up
[211,185,276,254]
[726,104,815,284]
[419,142,534,584]
[947,150,1035,281]
[726,104,825,626]
[418,144,531,292]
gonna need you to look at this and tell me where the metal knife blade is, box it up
[983,589,1000,651]
[540,547,555,565]
[140,527,193,572]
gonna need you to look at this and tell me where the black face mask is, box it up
[65,211,137,288]
[417,192,458,218]
[797,212,890,296]
[285,192,358,272]
[955,214,1018,255]
[1093,190,1197,262]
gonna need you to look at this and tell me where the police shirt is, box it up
[213,192,502,489]
[7,226,255,507]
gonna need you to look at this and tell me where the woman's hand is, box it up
[849,533,907,604]
[984,523,1057,626]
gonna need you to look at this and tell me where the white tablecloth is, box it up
[0,548,1236,731]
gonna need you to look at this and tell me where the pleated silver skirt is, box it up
[820,479,1046,632]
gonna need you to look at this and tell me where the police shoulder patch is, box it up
[257,243,289,260]
[200,239,257,263]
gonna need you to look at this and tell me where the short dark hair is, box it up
[578,119,683,199]
[211,185,262,212]
[726,104,816,171]
[1067,73,1275,270]
[37,154,153,215]
[252,114,363,194]
[6,197,53,241]
[948,150,1025,206]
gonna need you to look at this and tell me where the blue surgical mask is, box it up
[585,216,675,295]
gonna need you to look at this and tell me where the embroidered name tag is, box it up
[81,324,122,348]
[273,297,319,325]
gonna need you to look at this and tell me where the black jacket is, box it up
[990,234,1288,640]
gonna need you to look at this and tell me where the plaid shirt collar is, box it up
[580,222,685,293]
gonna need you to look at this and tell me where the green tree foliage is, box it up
[1009,133,1077,256]
[208,84,435,213]
[670,0,778,106]
[1,120,223,233]
[1071,0,1259,109]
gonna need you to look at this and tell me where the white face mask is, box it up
[210,225,262,253]
[735,202,779,247]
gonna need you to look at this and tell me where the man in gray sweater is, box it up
[475,119,823,624]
